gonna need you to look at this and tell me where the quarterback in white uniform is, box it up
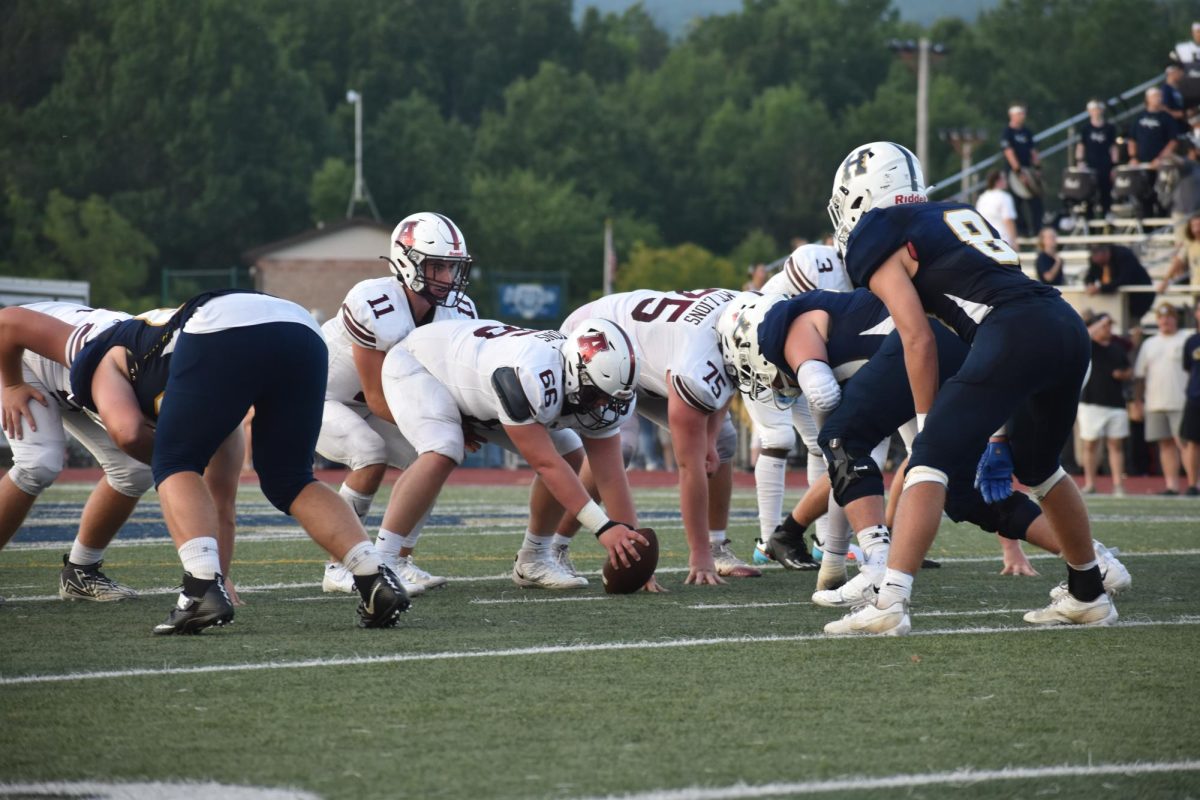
[557,288,758,585]
[319,212,477,596]
[745,244,854,571]
[0,302,152,602]
[381,317,648,588]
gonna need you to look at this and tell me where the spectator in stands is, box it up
[1129,88,1179,171]
[1169,142,1200,244]
[1173,21,1200,64]
[975,170,1018,247]
[1158,211,1200,294]
[1035,226,1066,285]
[1076,99,1120,215]
[1078,313,1132,496]
[1162,64,1187,124]
[1187,111,1200,152]
[1181,303,1200,494]
[1125,323,1153,477]
[1084,243,1154,321]
[1001,104,1043,236]
[1134,302,1191,494]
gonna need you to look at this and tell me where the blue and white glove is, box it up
[975,439,1014,504]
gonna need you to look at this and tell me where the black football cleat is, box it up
[356,566,411,629]
[153,575,234,635]
[921,558,941,569]
[756,525,820,571]
[59,554,139,602]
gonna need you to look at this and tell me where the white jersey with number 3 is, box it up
[761,244,851,297]
[563,288,737,414]
[323,276,477,405]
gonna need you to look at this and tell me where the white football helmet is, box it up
[715,292,795,403]
[561,318,639,430]
[828,142,927,258]
[385,212,472,306]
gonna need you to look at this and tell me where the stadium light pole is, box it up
[890,38,948,171]
[345,89,380,221]
[939,128,988,198]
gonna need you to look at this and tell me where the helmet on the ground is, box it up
[828,142,927,258]
[385,212,472,306]
[561,318,639,430]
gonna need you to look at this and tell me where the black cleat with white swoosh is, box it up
[356,565,411,628]
[153,574,234,635]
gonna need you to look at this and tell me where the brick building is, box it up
[244,218,391,323]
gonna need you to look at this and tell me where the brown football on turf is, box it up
[601,527,659,594]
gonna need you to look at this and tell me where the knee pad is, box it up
[946,485,1040,541]
[7,459,62,496]
[822,437,884,507]
[104,460,154,498]
[716,415,738,463]
[1028,466,1068,500]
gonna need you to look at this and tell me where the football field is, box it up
[1,478,1199,799]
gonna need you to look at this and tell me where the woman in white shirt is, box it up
[975,170,1020,248]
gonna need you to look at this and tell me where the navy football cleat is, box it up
[153,575,234,635]
[754,525,819,571]
[356,565,411,628]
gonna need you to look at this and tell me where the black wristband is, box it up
[595,520,624,538]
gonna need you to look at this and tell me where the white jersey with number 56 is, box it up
[322,276,477,405]
[563,288,737,414]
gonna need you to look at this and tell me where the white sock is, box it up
[375,529,405,561]
[68,542,105,566]
[520,532,553,560]
[876,569,914,608]
[342,541,383,576]
[338,484,374,524]
[400,507,432,550]
[551,534,573,550]
[1067,557,1099,572]
[178,537,221,580]
[856,525,891,565]
[709,529,727,546]
[754,453,788,541]
[822,497,851,556]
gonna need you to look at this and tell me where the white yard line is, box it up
[1,617,1195,687]
[687,602,1030,616]
[565,759,1200,800]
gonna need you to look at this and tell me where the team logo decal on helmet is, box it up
[561,318,639,430]
[384,212,472,306]
[716,292,796,406]
[828,141,927,258]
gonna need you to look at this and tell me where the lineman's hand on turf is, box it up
[998,537,1039,576]
[597,524,648,570]
[975,439,1014,504]
[1,382,46,440]
[685,554,726,586]
[641,574,668,593]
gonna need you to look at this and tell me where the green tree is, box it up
[577,4,669,85]
[308,158,353,226]
[729,229,783,273]
[615,242,740,294]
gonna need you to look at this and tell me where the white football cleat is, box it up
[322,562,354,594]
[812,567,883,608]
[711,540,762,578]
[512,556,589,589]
[394,555,448,590]
[1024,591,1117,627]
[824,599,911,636]
[325,561,425,597]
[554,544,581,577]
[1049,540,1132,601]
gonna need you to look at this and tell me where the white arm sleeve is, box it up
[796,359,841,412]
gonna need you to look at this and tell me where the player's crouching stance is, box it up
[381,318,648,587]
[318,212,477,597]
[0,302,151,601]
[824,142,1117,635]
[0,291,410,634]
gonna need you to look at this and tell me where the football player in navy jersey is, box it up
[823,141,1117,635]
[0,291,411,634]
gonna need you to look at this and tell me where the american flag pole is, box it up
[602,218,615,296]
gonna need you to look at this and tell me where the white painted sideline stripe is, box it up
[688,602,1031,617]
[0,781,318,799]
[470,596,611,605]
[1,617,1194,687]
[566,760,1200,800]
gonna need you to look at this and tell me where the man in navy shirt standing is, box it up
[1180,304,1200,495]
[823,141,1118,636]
[1076,99,1120,215]
[1000,104,1042,236]
[1130,87,1180,171]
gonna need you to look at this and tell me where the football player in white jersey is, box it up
[747,244,853,572]
[318,212,477,597]
[381,317,648,588]
[555,288,758,586]
[0,302,152,602]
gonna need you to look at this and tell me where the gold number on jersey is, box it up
[943,209,1020,266]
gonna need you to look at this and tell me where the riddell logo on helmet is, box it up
[894,193,926,204]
